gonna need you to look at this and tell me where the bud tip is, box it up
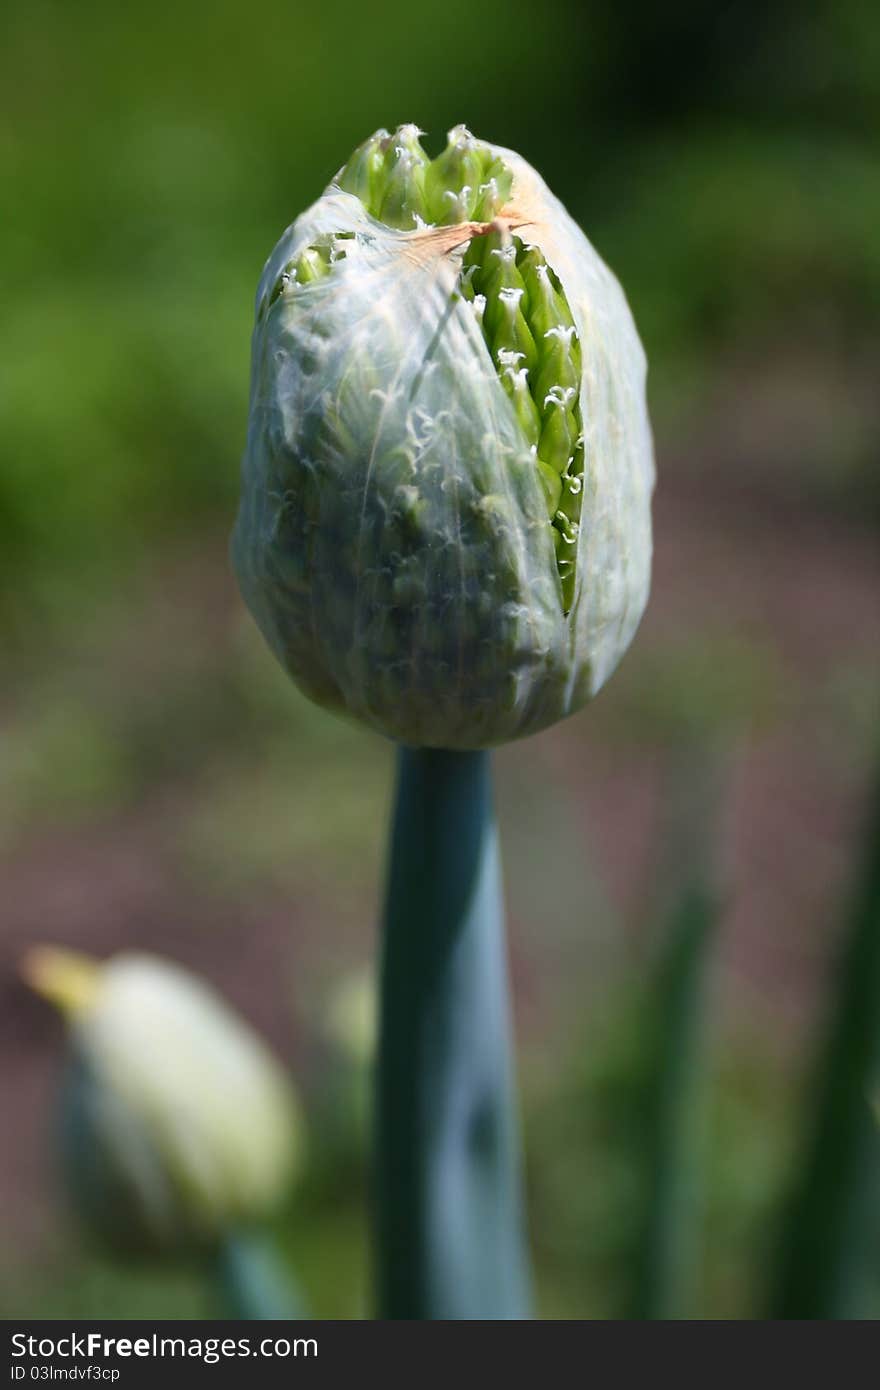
[21,946,101,1018]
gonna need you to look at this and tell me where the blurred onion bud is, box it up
[24,948,301,1257]
[234,125,654,748]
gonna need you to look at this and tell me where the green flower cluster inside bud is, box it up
[262,126,585,614]
[262,231,354,317]
[460,232,584,612]
[336,123,513,229]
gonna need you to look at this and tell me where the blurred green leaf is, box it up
[772,770,880,1319]
[628,880,718,1318]
[625,752,723,1319]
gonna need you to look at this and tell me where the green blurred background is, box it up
[2,0,879,1318]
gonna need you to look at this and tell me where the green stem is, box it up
[216,1230,307,1320]
[376,746,531,1319]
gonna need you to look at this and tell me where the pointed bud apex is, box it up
[22,947,100,1019]
[377,129,430,229]
[425,126,483,224]
[335,129,390,208]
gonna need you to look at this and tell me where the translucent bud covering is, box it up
[233,126,654,748]
[31,950,301,1256]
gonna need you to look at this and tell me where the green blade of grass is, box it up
[773,777,880,1320]
[628,879,719,1319]
[626,751,724,1320]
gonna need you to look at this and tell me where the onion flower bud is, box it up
[233,125,654,748]
[25,948,301,1257]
